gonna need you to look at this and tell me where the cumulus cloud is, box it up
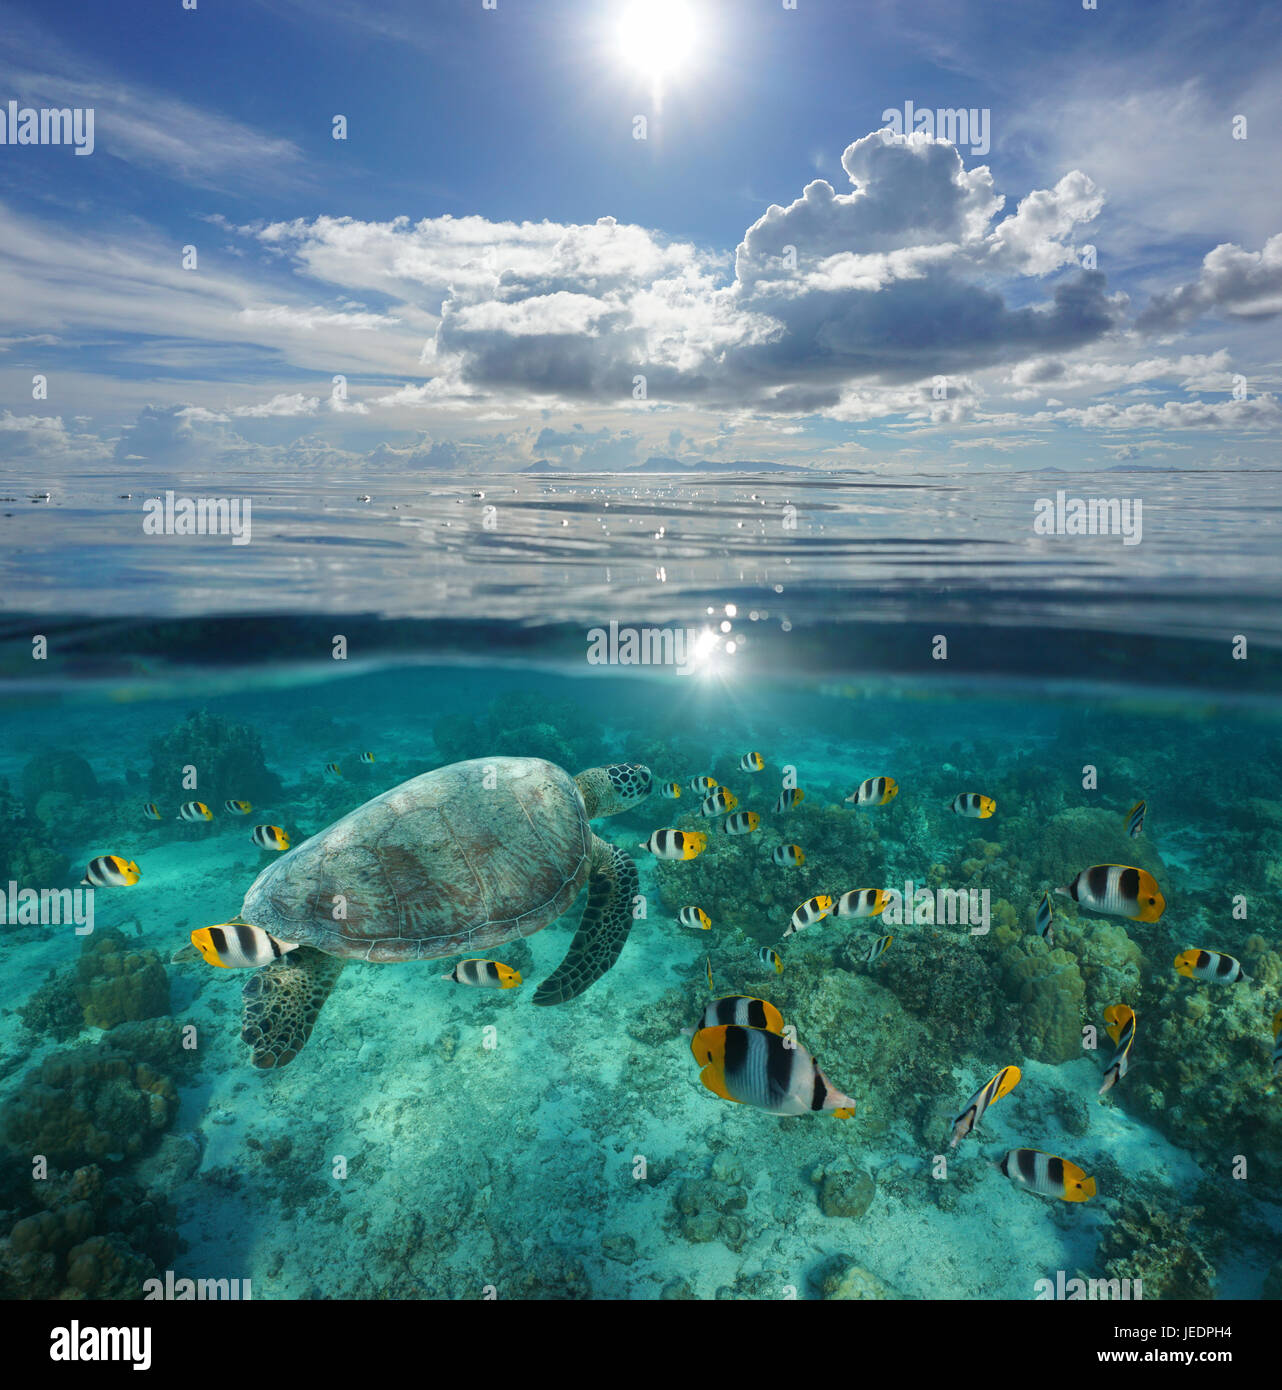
[1138,234,1282,331]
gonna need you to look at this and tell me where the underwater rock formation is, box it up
[74,928,170,1030]
[148,709,283,808]
[0,778,70,893]
[811,1158,876,1219]
[20,749,99,810]
[4,1044,179,1169]
[0,1162,179,1300]
[1095,1196,1219,1300]
[992,929,1086,1063]
[813,1255,904,1300]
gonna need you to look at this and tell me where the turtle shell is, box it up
[238,757,591,961]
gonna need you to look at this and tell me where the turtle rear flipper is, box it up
[534,835,637,1005]
[241,946,346,1068]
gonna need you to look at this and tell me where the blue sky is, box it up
[1,0,1279,473]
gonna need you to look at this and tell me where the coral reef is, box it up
[1094,1195,1220,1300]
[21,749,99,811]
[147,709,283,809]
[75,928,170,1030]
[0,777,70,893]
[813,1256,904,1300]
[432,690,605,773]
[0,1162,179,1300]
[4,1044,178,1168]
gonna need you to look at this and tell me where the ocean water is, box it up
[1,468,1280,1302]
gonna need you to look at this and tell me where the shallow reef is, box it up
[148,709,283,810]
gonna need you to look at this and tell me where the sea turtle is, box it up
[226,756,652,1068]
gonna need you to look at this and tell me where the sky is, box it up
[1,0,1279,474]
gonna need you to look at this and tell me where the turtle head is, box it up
[576,762,652,818]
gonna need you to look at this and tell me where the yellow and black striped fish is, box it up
[783,894,832,939]
[740,752,764,772]
[324,762,343,778]
[950,792,995,819]
[758,945,783,975]
[224,799,253,815]
[659,782,682,799]
[251,824,291,852]
[997,1148,1096,1202]
[950,1065,1020,1148]
[772,843,805,867]
[1272,1010,1282,1077]
[191,921,298,969]
[845,776,897,807]
[80,855,141,887]
[639,828,707,860]
[1099,1005,1135,1096]
[690,1025,856,1117]
[679,906,712,931]
[700,787,738,816]
[1125,800,1146,838]
[862,933,893,964]
[720,810,760,835]
[688,775,717,795]
[832,888,889,918]
[1174,948,1249,984]
[359,751,376,764]
[142,803,163,820]
[177,801,213,822]
[1056,864,1164,922]
[775,787,804,812]
[441,958,522,988]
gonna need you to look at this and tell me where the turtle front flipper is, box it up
[240,946,346,1068]
[534,835,638,1005]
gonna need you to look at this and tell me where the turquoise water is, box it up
[1,469,1280,1300]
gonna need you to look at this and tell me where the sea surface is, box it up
[0,467,1279,1300]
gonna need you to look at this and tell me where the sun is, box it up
[614,0,700,89]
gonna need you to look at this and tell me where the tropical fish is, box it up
[80,855,141,887]
[325,762,343,778]
[1272,1010,1282,1077]
[758,945,784,975]
[359,751,376,764]
[1126,799,1146,838]
[705,955,714,992]
[640,828,708,860]
[720,811,760,835]
[660,782,682,799]
[224,800,253,815]
[679,906,712,931]
[775,788,804,812]
[177,801,213,822]
[783,894,833,939]
[688,996,785,1036]
[688,775,717,795]
[142,803,163,820]
[997,1148,1096,1203]
[772,843,805,867]
[950,1065,1021,1148]
[845,776,897,807]
[740,752,764,772]
[190,921,299,969]
[441,959,522,988]
[832,888,889,919]
[1056,864,1165,922]
[863,933,893,964]
[700,788,739,816]
[690,1025,856,1117]
[251,824,291,851]
[1174,949,1249,984]
[1034,892,1054,945]
[1099,1005,1136,1096]
[950,792,996,819]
